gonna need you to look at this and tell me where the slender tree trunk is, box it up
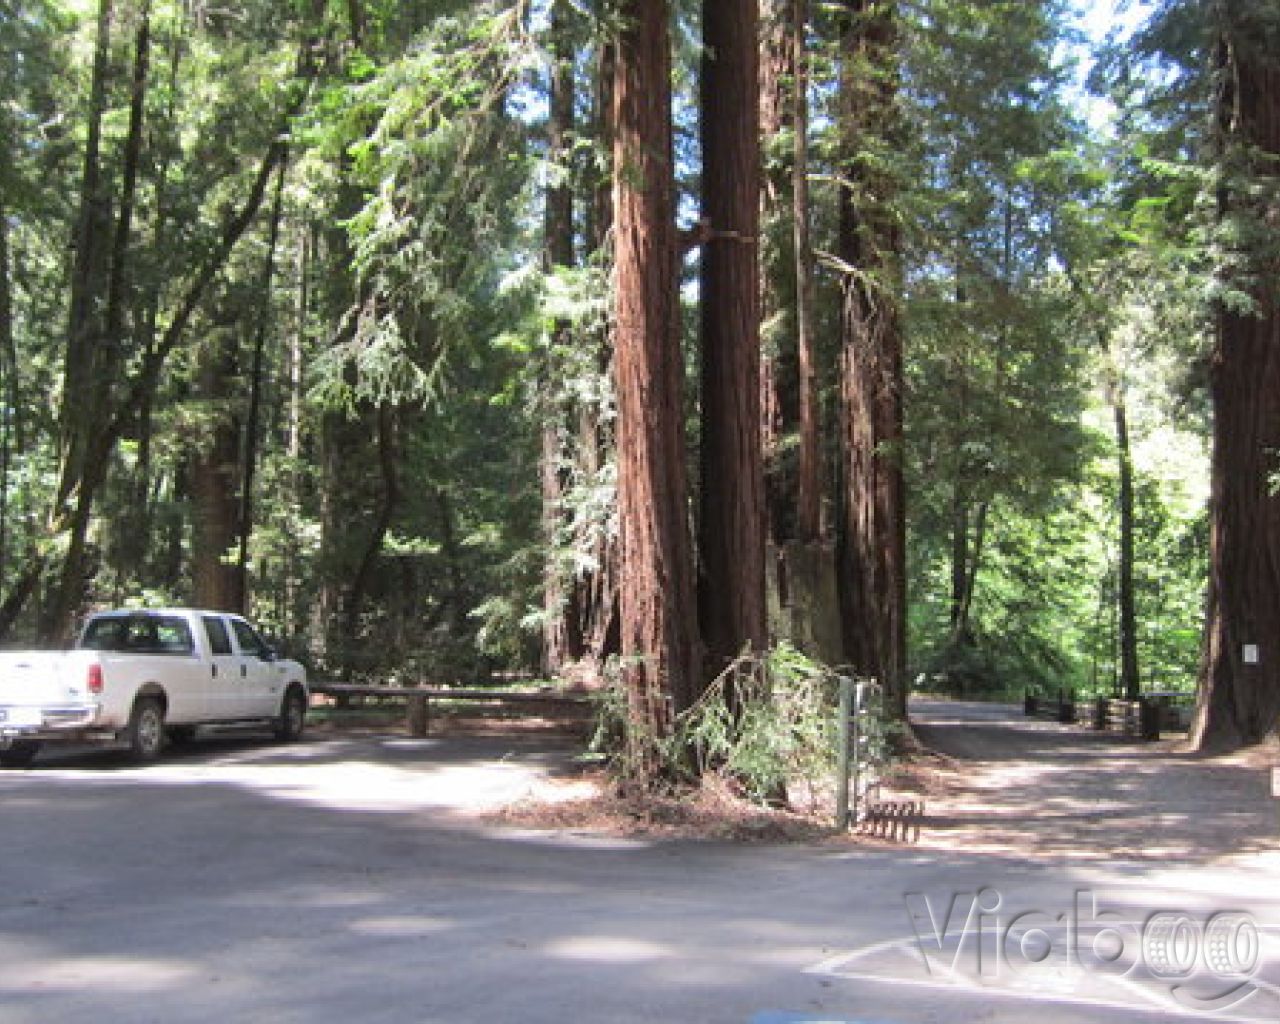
[589,40,615,254]
[102,1,150,356]
[1194,9,1280,750]
[835,0,907,719]
[699,0,766,677]
[613,0,700,779]
[949,486,968,632]
[955,500,986,642]
[43,1,151,639]
[44,0,116,638]
[791,0,820,542]
[237,156,288,608]
[578,31,619,680]
[344,403,400,641]
[29,30,317,640]
[541,0,576,676]
[759,0,792,545]
[1113,387,1140,701]
[59,0,114,511]
[0,199,14,582]
[283,226,310,639]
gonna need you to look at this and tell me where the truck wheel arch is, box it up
[133,683,168,713]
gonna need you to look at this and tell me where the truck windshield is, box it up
[81,615,195,655]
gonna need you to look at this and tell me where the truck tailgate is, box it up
[0,651,96,727]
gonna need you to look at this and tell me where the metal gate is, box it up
[835,676,885,829]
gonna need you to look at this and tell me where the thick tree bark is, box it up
[835,0,907,719]
[190,329,243,613]
[1194,6,1280,749]
[698,0,766,676]
[612,0,700,778]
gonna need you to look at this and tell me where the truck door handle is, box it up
[241,665,247,678]
[212,665,218,678]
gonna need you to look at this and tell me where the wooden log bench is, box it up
[308,682,591,737]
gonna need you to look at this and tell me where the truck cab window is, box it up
[231,620,271,660]
[202,617,233,656]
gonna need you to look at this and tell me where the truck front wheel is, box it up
[274,687,307,742]
[126,698,166,762]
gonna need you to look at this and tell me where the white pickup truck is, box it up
[0,608,308,767]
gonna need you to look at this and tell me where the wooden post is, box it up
[407,693,429,737]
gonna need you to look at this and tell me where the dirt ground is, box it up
[902,698,1279,863]
[476,696,1280,863]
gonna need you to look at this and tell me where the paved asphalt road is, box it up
[1,703,1277,1023]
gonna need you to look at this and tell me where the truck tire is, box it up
[0,741,40,768]
[126,698,166,762]
[273,687,307,742]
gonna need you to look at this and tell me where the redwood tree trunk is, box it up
[190,329,243,613]
[699,0,766,675]
[1194,7,1280,749]
[612,0,700,778]
[835,0,907,719]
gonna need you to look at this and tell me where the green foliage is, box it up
[593,646,852,805]
[304,5,537,414]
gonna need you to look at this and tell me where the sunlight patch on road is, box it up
[543,935,673,964]
[0,954,198,994]
[349,915,454,938]
[34,753,575,815]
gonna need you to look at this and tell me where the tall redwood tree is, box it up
[612,0,700,778]
[1193,3,1280,750]
[698,0,766,676]
[835,0,907,720]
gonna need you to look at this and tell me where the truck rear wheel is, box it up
[126,698,166,762]
[0,741,40,768]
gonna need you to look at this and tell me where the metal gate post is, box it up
[836,675,852,830]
